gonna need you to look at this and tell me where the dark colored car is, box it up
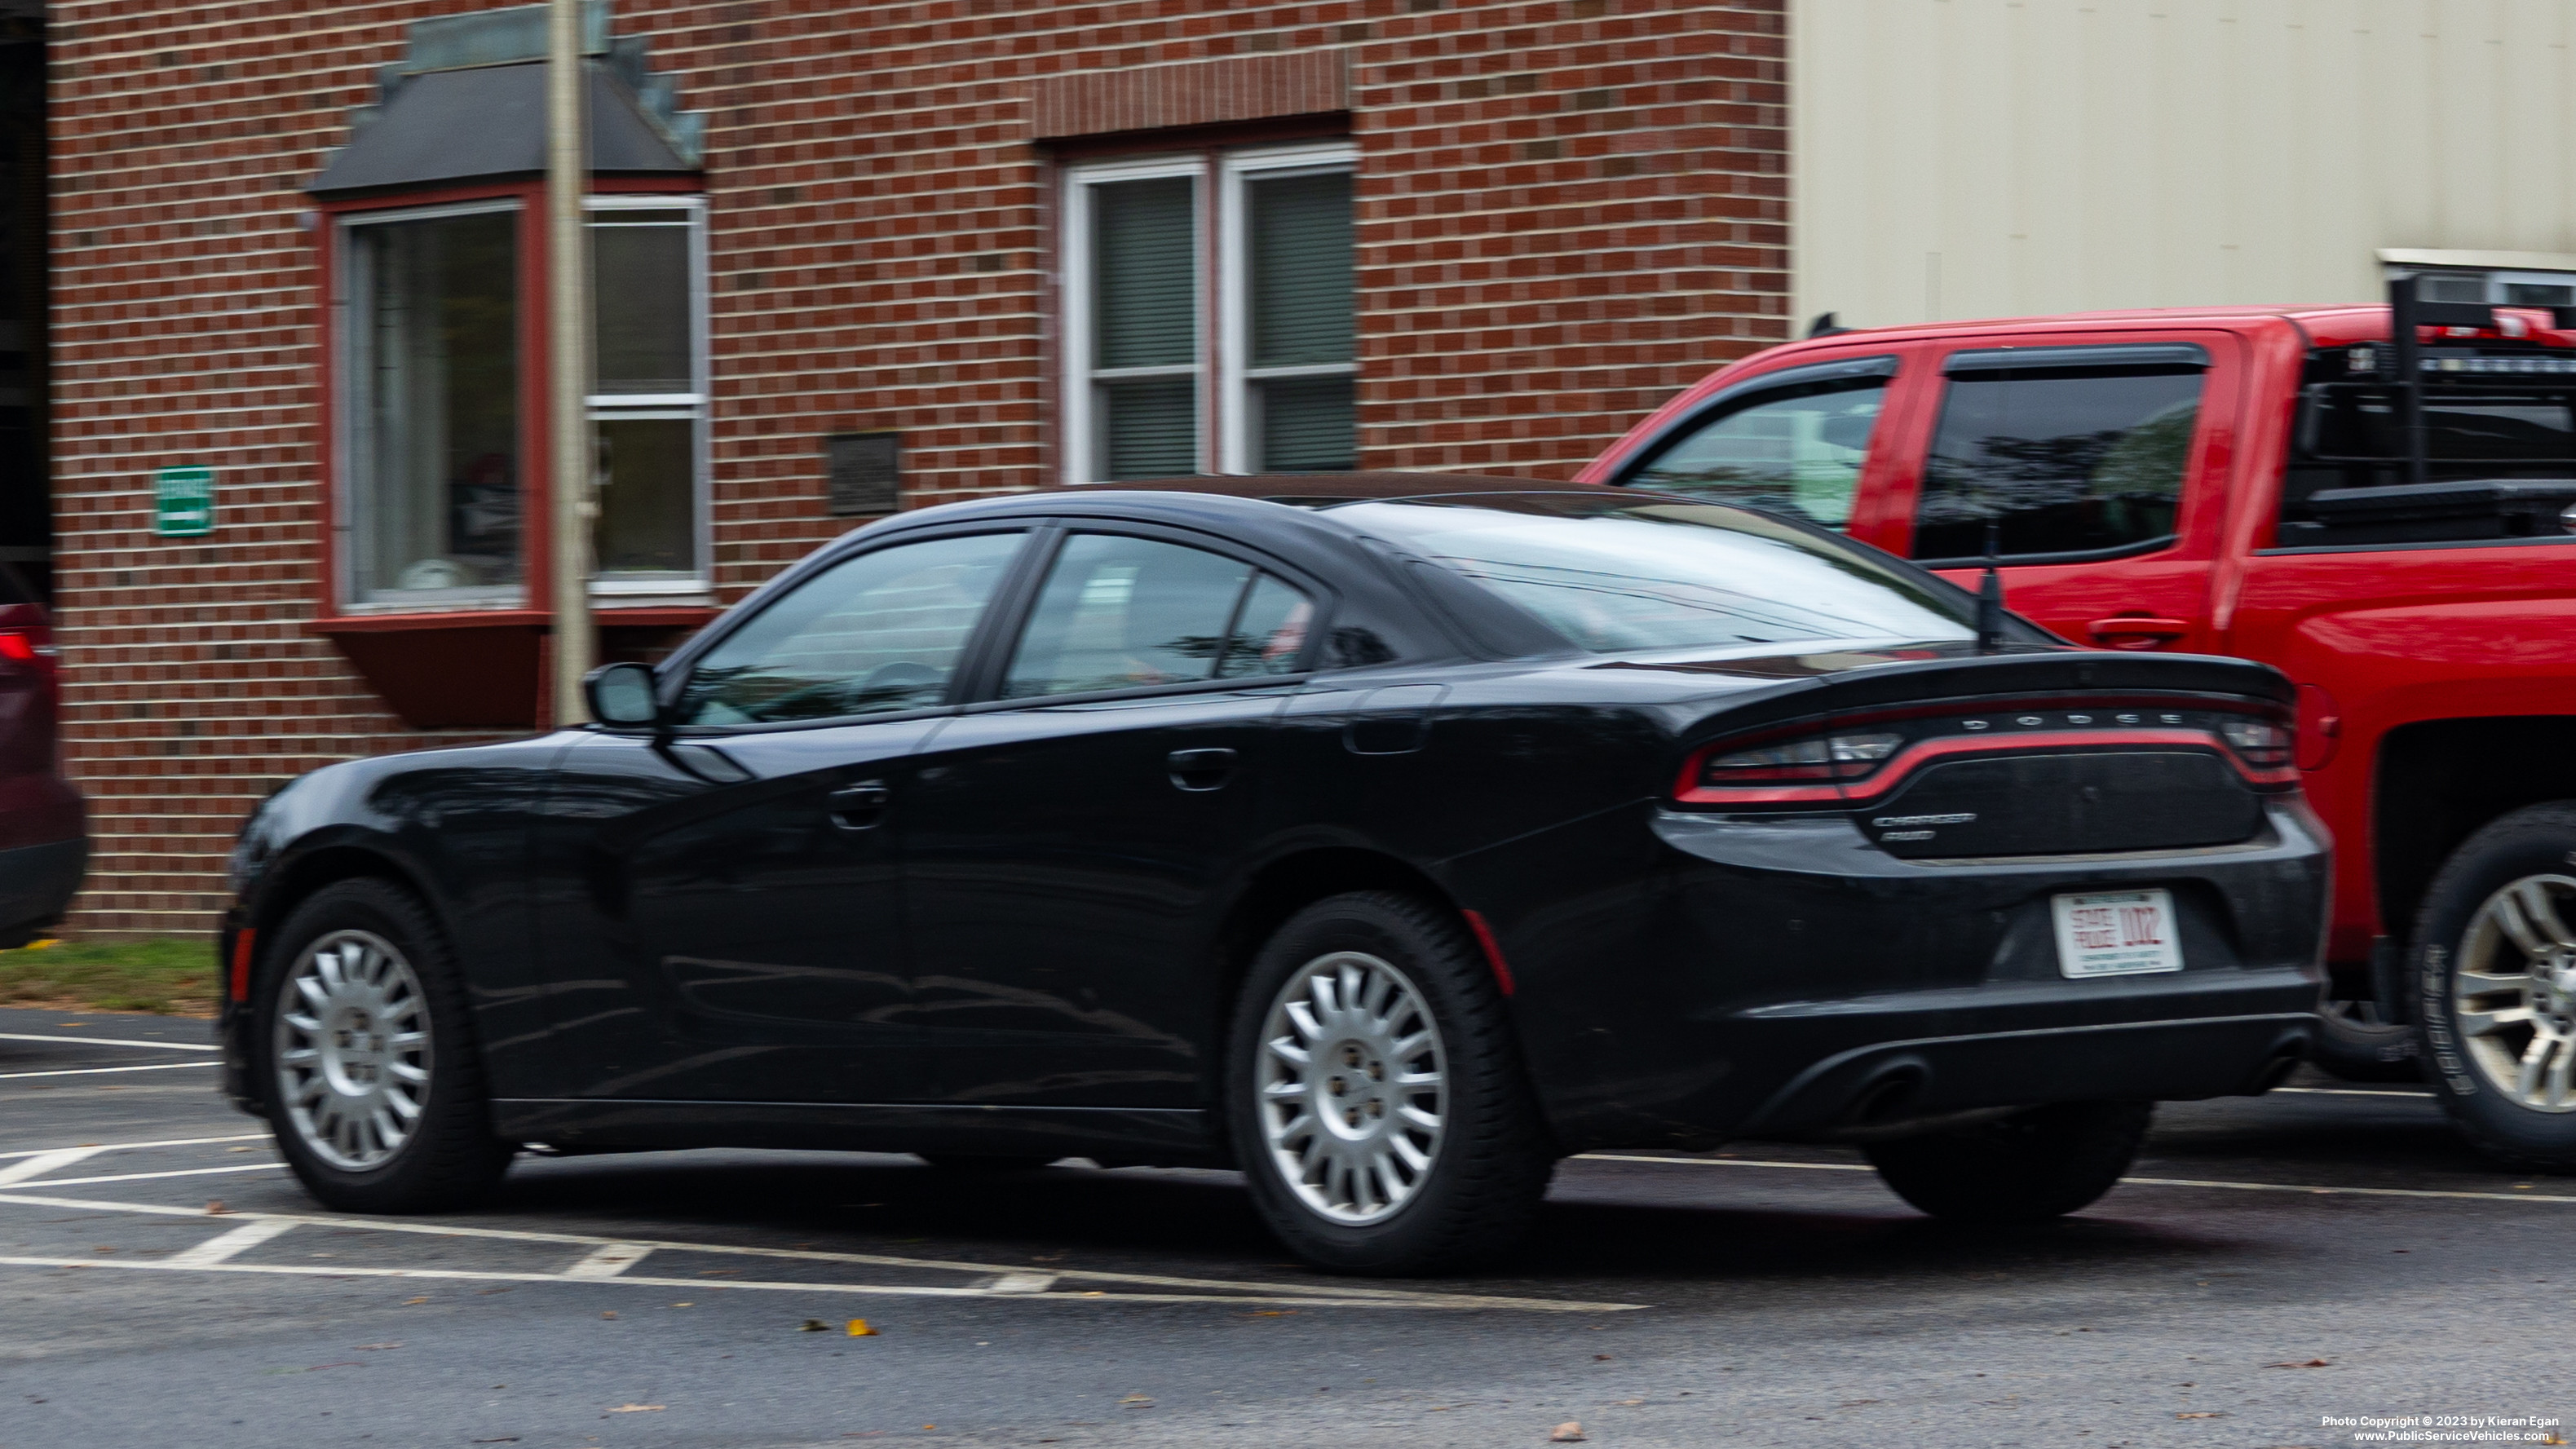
[0,568,82,946]
[219,477,2326,1273]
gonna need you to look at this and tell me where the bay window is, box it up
[335,194,709,612]
[344,204,524,606]
[1062,143,1359,483]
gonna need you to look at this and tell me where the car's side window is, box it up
[1911,346,2207,562]
[1002,534,1314,699]
[1619,373,1891,529]
[677,532,1025,726]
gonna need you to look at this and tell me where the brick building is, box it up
[43,0,1787,934]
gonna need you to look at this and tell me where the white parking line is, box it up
[0,1134,266,1160]
[163,1217,298,1267]
[561,1244,653,1279]
[0,1147,105,1186]
[0,1253,1600,1309]
[0,1189,1644,1313]
[13,1163,284,1189]
[0,1032,218,1052]
[1575,1153,2576,1207]
[0,1061,218,1081]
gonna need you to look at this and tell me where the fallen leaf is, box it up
[228,1146,255,1153]
[2264,1359,2331,1368]
[1120,1394,1154,1408]
[671,1302,693,1308]
[2177,1411,2227,1419]
[354,1343,402,1351]
[400,1297,431,1305]
[1552,1424,1588,1443]
[606,1403,664,1414]
[1593,1354,1613,1361]
[846,1319,877,1336]
[1619,1398,1645,1405]
[800,1319,832,1332]
[1243,1310,1297,1318]
[599,1312,616,1320]
[205,1201,229,1216]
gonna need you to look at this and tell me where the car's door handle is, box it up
[2086,616,2191,648]
[827,780,890,830]
[1165,748,1239,793]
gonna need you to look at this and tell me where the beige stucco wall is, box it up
[1792,0,2576,328]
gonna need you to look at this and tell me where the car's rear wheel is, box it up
[2410,805,2576,1172]
[1226,891,1554,1275]
[1864,1102,2152,1223]
[258,879,514,1213]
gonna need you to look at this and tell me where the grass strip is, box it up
[0,939,217,1016]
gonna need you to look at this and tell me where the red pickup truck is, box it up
[1579,286,2576,1170]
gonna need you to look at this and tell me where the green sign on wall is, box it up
[153,466,215,537]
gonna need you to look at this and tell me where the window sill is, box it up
[309,605,722,728]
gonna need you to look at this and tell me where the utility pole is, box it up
[546,0,595,724]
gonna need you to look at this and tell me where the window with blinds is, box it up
[1063,146,1359,484]
[1245,170,1355,472]
[1091,177,1200,480]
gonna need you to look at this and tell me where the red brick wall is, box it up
[48,0,1785,936]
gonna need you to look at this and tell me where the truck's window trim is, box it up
[1942,343,2210,375]
[2254,533,2576,558]
[1914,532,2181,570]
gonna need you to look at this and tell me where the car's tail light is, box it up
[2219,718,2292,768]
[1697,730,1903,786]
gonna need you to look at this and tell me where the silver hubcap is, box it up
[1254,951,1446,1226]
[2456,874,2576,1113]
[274,930,434,1169]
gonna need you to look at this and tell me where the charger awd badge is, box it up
[1874,811,1976,842]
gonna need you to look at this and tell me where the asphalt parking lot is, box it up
[2,1005,2569,1449]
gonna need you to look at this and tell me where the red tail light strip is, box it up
[1675,728,2300,806]
[1459,908,1516,996]
[228,928,257,1004]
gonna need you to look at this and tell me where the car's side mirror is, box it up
[583,661,663,730]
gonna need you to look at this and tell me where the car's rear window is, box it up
[1330,493,1975,654]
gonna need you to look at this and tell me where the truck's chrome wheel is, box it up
[2455,874,2576,1113]
[1254,951,1447,1226]
[273,929,435,1169]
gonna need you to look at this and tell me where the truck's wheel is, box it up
[2312,997,2423,1083]
[1865,1102,2152,1223]
[257,880,515,1213]
[2410,806,2576,1172]
[1226,891,1556,1275]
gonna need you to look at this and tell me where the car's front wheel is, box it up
[1864,1102,2152,1223]
[257,879,514,1213]
[2410,805,2576,1172]
[1226,892,1555,1275]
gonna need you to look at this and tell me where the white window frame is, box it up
[1060,155,1210,485]
[1217,142,1359,476]
[336,197,529,613]
[585,194,713,604]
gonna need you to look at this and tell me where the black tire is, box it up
[1864,1102,2153,1223]
[2312,998,2424,1083]
[1224,891,1556,1275]
[254,879,514,1213]
[2409,805,2576,1173]
[917,1155,1059,1173]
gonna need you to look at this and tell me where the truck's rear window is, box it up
[2282,361,2576,546]
[1911,357,2204,563]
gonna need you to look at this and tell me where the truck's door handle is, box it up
[1166,748,1239,793]
[827,780,890,830]
[2086,616,2191,648]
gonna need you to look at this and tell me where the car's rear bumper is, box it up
[1452,797,2330,1151]
[0,835,85,944]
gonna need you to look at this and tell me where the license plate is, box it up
[2050,889,2184,979]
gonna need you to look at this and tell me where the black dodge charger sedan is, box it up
[219,477,2327,1273]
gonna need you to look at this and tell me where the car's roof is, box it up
[1041,470,1621,504]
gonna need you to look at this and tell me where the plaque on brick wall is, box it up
[824,432,901,516]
